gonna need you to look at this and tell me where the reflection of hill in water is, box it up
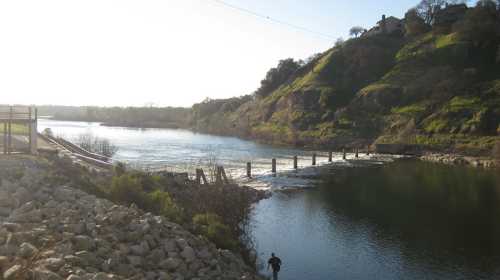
[308,161,500,279]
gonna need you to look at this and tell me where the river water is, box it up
[39,119,500,279]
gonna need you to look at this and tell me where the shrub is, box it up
[193,213,238,250]
[109,174,145,205]
[147,190,183,223]
[114,162,126,176]
[405,8,431,36]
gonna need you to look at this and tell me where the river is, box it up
[39,119,500,279]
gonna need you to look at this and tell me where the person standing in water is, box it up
[267,253,282,280]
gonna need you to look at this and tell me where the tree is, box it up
[405,8,431,36]
[454,0,500,46]
[416,0,468,24]
[254,58,301,98]
[349,26,365,37]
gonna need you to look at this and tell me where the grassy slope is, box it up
[193,29,500,155]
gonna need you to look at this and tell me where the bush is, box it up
[454,2,500,46]
[147,190,183,223]
[193,213,238,250]
[109,174,145,205]
[405,8,431,36]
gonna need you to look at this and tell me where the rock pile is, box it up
[420,153,499,169]
[0,165,263,280]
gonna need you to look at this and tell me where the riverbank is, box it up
[0,155,266,279]
[419,153,499,169]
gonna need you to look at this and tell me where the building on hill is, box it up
[433,3,468,32]
[362,15,404,37]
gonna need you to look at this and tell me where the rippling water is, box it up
[252,161,500,279]
[39,119,500,279]
[39,119,390,189]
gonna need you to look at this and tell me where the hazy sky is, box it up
[1,0,420,108]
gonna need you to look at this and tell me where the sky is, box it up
[0,0,420,108]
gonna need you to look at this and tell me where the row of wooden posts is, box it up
[194,147,370,184]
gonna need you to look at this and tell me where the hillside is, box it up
[190,3,500,156]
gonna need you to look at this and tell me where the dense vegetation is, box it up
[45,155,263,265]
[38,105,191,129]
[189,0,500,156]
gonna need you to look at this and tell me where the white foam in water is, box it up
[38,119,402,191]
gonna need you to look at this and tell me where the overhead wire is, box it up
[209,0,336,40]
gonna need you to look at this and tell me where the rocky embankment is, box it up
[0,160,263,280]
[420,153,499,169]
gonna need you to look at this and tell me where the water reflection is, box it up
[252,160,500,279]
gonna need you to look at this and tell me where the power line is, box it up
[209,0,336,40]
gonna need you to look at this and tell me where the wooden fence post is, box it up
[220,166,229,184]
[32,108,38,154]
[293,156,298,169]
[366,145,370,155]
[196,168,208,185]
[3,122,6,155]
[355,148,359,158]
[28,107,32,151]
[7,107,12,154]
[312,153,316,166]
[328,151,332,162]
[216,166,222,184]
[343,149,346,160]
[200,169,208,185]
[247,162,251,178]
[272,158,276,173]
[195,169,201,185]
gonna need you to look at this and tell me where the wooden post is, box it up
[32,107,38,154]
[246,162,251,178]
[312,153,316,166]
[195,169,201,185]
[355,148,359,158]
[343,149,346,160]
[7,107,12,154]
[3,122,6,155]
[272,158,276,173]
[196,168,208,185]
[328,151,333,162]
[200,169,208,185]
[28,107,32,152]
[220,166,229,184]
[216,166,222,184]
[293,156,298,169]
[366,145,370,155]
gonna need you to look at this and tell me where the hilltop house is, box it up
[362,15,404,37]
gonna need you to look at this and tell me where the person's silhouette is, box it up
[267,253,282,280]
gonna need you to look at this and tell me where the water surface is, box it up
[251,161,500,279]
[39,119,500,279]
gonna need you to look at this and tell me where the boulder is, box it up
[72,235,95,251]
[180,246,196,263]
[42,257,65,272]
[3,264,23,280]
[18,242,39,258]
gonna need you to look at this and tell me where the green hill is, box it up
[190,2,500,156]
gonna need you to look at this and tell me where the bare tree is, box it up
[416,0,469,24]
[349,26,365,37]
[76,133,118,157]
